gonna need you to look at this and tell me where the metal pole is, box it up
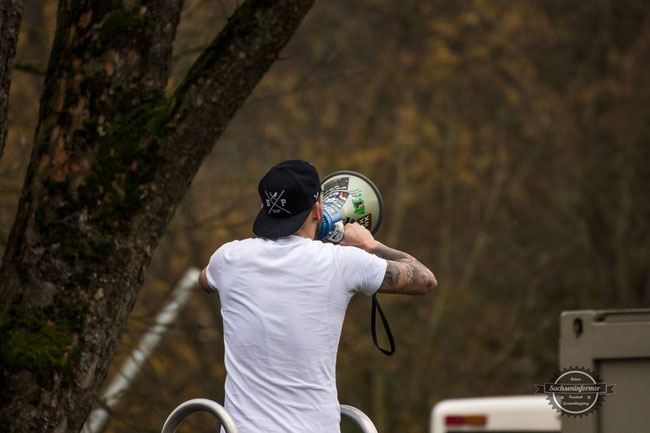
[160,399,239,433]
[82,268,201,433]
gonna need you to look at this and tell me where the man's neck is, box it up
[293,223,316,240]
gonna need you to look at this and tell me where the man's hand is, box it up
[339,222,379,251]
[340,223,437,295]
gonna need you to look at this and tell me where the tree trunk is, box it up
[0,1,314,432]
[0,0,23,159]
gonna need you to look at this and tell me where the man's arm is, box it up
[369,242,437,294]
[198,267,214,293]
[340,223,437,295]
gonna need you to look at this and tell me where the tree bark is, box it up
[0,1,314,432]
[0,0,23,160]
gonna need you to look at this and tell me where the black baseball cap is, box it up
[253,160,321,238]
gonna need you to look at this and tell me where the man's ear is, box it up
[311,201,321,220]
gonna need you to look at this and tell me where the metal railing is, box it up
[341,404,379,433]
[160,399,379,433]
[161,399,239,433]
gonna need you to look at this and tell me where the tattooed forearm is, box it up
[370,244,412,262]
[369,243,437,295]
[384,262,399,287]
[381,261,419,294]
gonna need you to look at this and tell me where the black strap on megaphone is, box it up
[371,294,394,356]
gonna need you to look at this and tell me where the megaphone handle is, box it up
[327,221,345,243]
[371,294,395,356]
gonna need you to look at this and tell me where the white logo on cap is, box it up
[265,190,290,214]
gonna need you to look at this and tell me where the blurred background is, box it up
[1,0,648,432]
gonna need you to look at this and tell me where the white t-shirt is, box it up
[205,235,387,433]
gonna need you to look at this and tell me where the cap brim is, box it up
[253,207,313,238]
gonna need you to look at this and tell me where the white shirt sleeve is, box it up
[337,245,387,296]
[205,245,226,292]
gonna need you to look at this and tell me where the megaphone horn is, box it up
[318,171,394,355]
[317,171,383,243]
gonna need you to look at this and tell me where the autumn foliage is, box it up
[1,1,648,432]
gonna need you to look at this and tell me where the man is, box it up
[198,159,436,433]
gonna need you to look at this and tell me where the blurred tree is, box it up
[0,1,314,432]
[0,0,23,158]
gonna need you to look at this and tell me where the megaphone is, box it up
[317,171,394,356]
[317,171,383,243]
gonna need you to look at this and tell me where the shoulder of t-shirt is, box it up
[331,243,384,267]
[217,237,260,251]
[335,243,374,258]
[211,238,253,262]
[206,238,259,290]
[329,244,386,295]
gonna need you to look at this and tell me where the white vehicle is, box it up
[430,395,560,433]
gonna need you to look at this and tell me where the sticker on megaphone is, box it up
[317,171,383,242]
